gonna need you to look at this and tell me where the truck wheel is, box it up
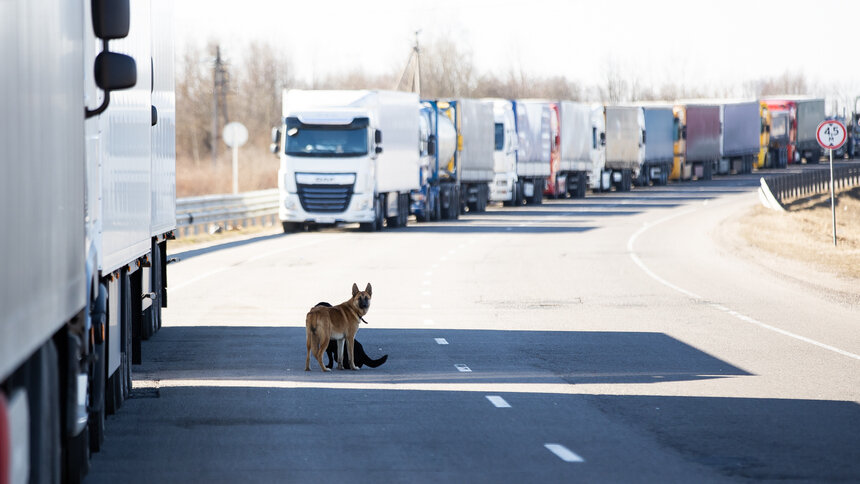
[577,172,588,198]
[28,341,62,484]
[703,161,713,181]
[400,194,409,227]
[385,194,400,228]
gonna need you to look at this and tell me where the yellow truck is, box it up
[671,105,687,180]
[757,102,771,169]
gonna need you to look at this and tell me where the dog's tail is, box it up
[363,354,388,368]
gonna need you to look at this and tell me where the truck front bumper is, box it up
[489,175,515,202]
[279,192,376,224]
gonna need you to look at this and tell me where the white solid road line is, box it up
[435,338,448,345]
[454,364,471,372]
[485,395,510,408]
[544,444,584,463]
[627,208,860,362]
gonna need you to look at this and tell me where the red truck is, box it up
[763,97,826,164]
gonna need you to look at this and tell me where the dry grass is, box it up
[177,145,278,197]
[739,187,860,280]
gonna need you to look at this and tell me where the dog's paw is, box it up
[351,366,360,371]
[321,367,331,372]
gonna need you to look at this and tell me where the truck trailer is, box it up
[680,103,721,180]
[552,101,594,198]
[513,101,553,204]
[639,106,675,186]
[721,101,760,174]
[272,90,420,231]
[449,99,495,213]
[413,101,458,220]
[2,0,176,481]
[604,106,646,191]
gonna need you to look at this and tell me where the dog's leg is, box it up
[336,338,345,370]
[325,340,335,369]
[347,335,359,370]
[315,341,329,372]
[305,329,312,371]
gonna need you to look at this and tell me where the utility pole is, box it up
[211,45,228,166]
[395,30,422,95]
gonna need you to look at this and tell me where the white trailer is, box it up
[1,0,175,481]
[451,99,495,213]
[604,106,646,191]
[273,90,420,231]
[513,101,552,204]
[486,99,519,205]
[557,101,594,198]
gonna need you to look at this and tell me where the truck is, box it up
[513,101,553,204]
[485,99,520,206]
[271,90,420,231]
[413,101,458,220]
[757,102,771,169]
[720,101,760,175]
[588,105,610,192]
[763,97,825,164]
[2,0,176,481]
[767,109,791,168]
[671,105,687,180]
[551,101,595,198]
[679,103,722,180]
[604,106,646,191]
[639,106,675,185]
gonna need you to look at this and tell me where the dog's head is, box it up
[351,283,372,312]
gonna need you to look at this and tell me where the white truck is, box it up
[272,90,420,231]
[589,105,610,192]
[487,99,519,205]
[2,0,175,481]
[604,106,646,191]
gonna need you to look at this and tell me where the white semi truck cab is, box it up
[488,99,519,204]
[272,90,419,232]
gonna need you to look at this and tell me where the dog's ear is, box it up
[352,283,359,296]
[365,283,372,296]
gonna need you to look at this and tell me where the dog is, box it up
[305,283,372,372]
[313,302,388,369]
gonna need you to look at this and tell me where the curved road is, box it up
[90,169,860,483]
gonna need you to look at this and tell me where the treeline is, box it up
[175,38,816,196]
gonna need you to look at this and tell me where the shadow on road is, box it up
[137,327,750,385]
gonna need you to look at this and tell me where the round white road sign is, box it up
[223,122,248,148]
[816,120,847,150]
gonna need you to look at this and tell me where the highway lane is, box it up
[88,170,860,483]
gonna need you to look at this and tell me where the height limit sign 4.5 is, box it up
[816,120,847,150]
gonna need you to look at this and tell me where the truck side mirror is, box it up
[375,129,382,144]
[427,134,436,156]
[641,130,646,146]
[681,126,687,139]
[600,132,606,146]
[270,127,281,155]
[375,146,383,154]
[151,105,157,126]
[94,51,137,91]
[92,0,130,40]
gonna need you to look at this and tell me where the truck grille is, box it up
[297,184,353,213]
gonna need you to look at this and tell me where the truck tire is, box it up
[360,195,383,231]
[28,341,62,484]
[703,161,713,181]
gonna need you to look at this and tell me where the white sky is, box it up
[175,0,859,95]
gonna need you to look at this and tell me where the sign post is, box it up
[815,120,847,247]
[223,122,249,194]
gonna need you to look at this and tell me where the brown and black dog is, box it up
[305,283,372,372]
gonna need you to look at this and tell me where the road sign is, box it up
[816,120,846,150]
[223,122,248,148]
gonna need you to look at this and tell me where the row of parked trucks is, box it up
[270,91,829,231]
[2,0,176,482]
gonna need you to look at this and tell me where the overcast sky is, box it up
[175,0,859,96]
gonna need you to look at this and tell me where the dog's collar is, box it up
[360,316,369,324]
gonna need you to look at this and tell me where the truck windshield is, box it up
[284,117,368,157]
[771,116,787,138]
[494,123,504,151]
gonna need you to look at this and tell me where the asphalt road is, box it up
[88,167,860,483]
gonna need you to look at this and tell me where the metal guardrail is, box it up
[760,165,860,210]
[176,188,279,237]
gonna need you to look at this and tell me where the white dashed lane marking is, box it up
[435,338,448,345]
[485,395,510,408]
[544,444,584,463]
[454,364,471,372]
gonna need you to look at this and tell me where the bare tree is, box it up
[419,37,476,98]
